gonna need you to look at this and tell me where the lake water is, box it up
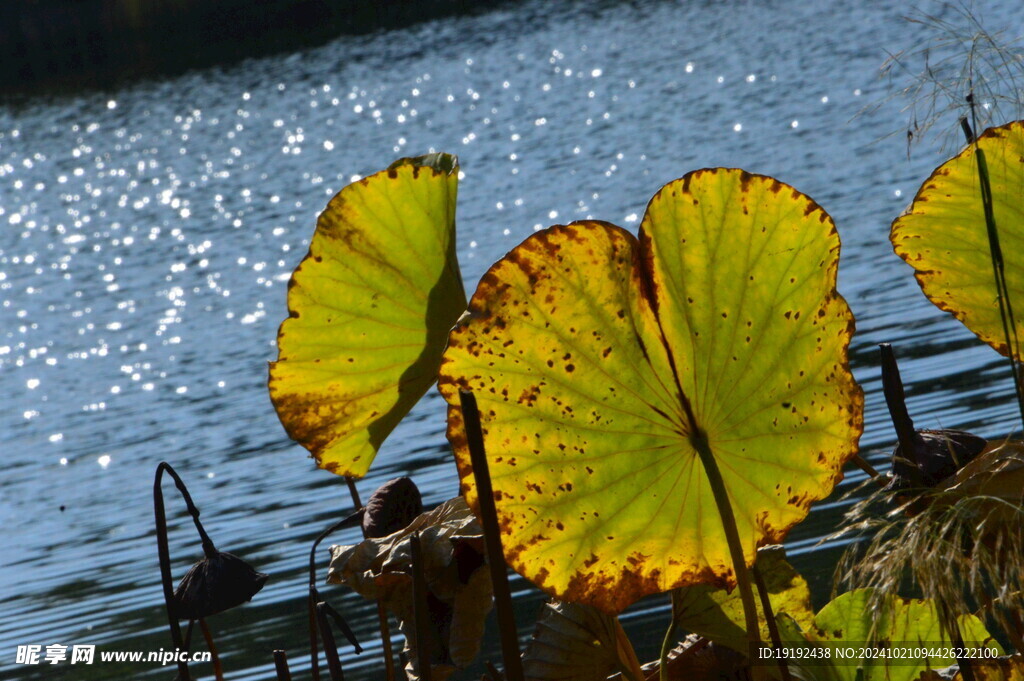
[2,1,1022,679]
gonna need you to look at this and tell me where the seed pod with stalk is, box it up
[153,461,268,681]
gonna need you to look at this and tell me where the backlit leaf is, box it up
[673,545,814,654]
[438,168,862,612]
[776,589,1001,681]
[270,153,466,477]
[891,120,1024,359]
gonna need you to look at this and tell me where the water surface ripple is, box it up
[1,1,1021,679]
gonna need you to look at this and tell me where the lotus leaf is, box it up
[891,119,1024,359]
[672,545,814,655]
[521,600,627,681]
[439,168,862,612]
[270,153,466,477]
[775,589,1000,681]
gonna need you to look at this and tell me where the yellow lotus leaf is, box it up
[673,545,815,655]
[438,168,863,612]
[270,153,467,477]
[891,119,1024,359]
[776,589,1001,681]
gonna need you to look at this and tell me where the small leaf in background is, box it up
[439,168,862,612]
[521,601,622,681]
[775,589,1000,681]
[672,545,814,655]
[327,497,491,681]
[891,119,1024,360]
[270,153,467,477]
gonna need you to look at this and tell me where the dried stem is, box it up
[409,532,433,681]
[317,601,345,681]
[273,649,292,681]
[344,475,397,681]
[200,618,224,681]
[153,462,195,681]
[308,510,363,679]
[459,390,525,681]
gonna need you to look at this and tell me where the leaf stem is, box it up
[963,102,1024,432]
[200,618,224,681]
[658,598,680,681]
[612,617,644,681]
[410,533,433,681]
[343,476,396,681]
[459,389,526,681]
[851,455,886,485]
[308,510,362,681]
[273,650,292,681]
[688,429,764,673]
[316,602,345,681]
[940,602,976,681]
[751,561,792,681]
[153,462,194,681]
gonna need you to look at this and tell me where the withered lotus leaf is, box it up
[172,550,268,620]
[362,476,424,539]
[327,497,491,681]
[888,428,987,492]
[521,600,625,681]
[439,168,862,612]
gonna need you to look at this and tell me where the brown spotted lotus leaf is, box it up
[891,119,1024,360]
[327,497,491,680]
[776,589,1000,681]
[270,153,466,478]
[438,168,863,612]
[672,545,814,655]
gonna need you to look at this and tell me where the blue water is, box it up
[1,1,1021,678]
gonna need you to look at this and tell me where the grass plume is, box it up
[876,1,1024,153]
[830,441,1024,649]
